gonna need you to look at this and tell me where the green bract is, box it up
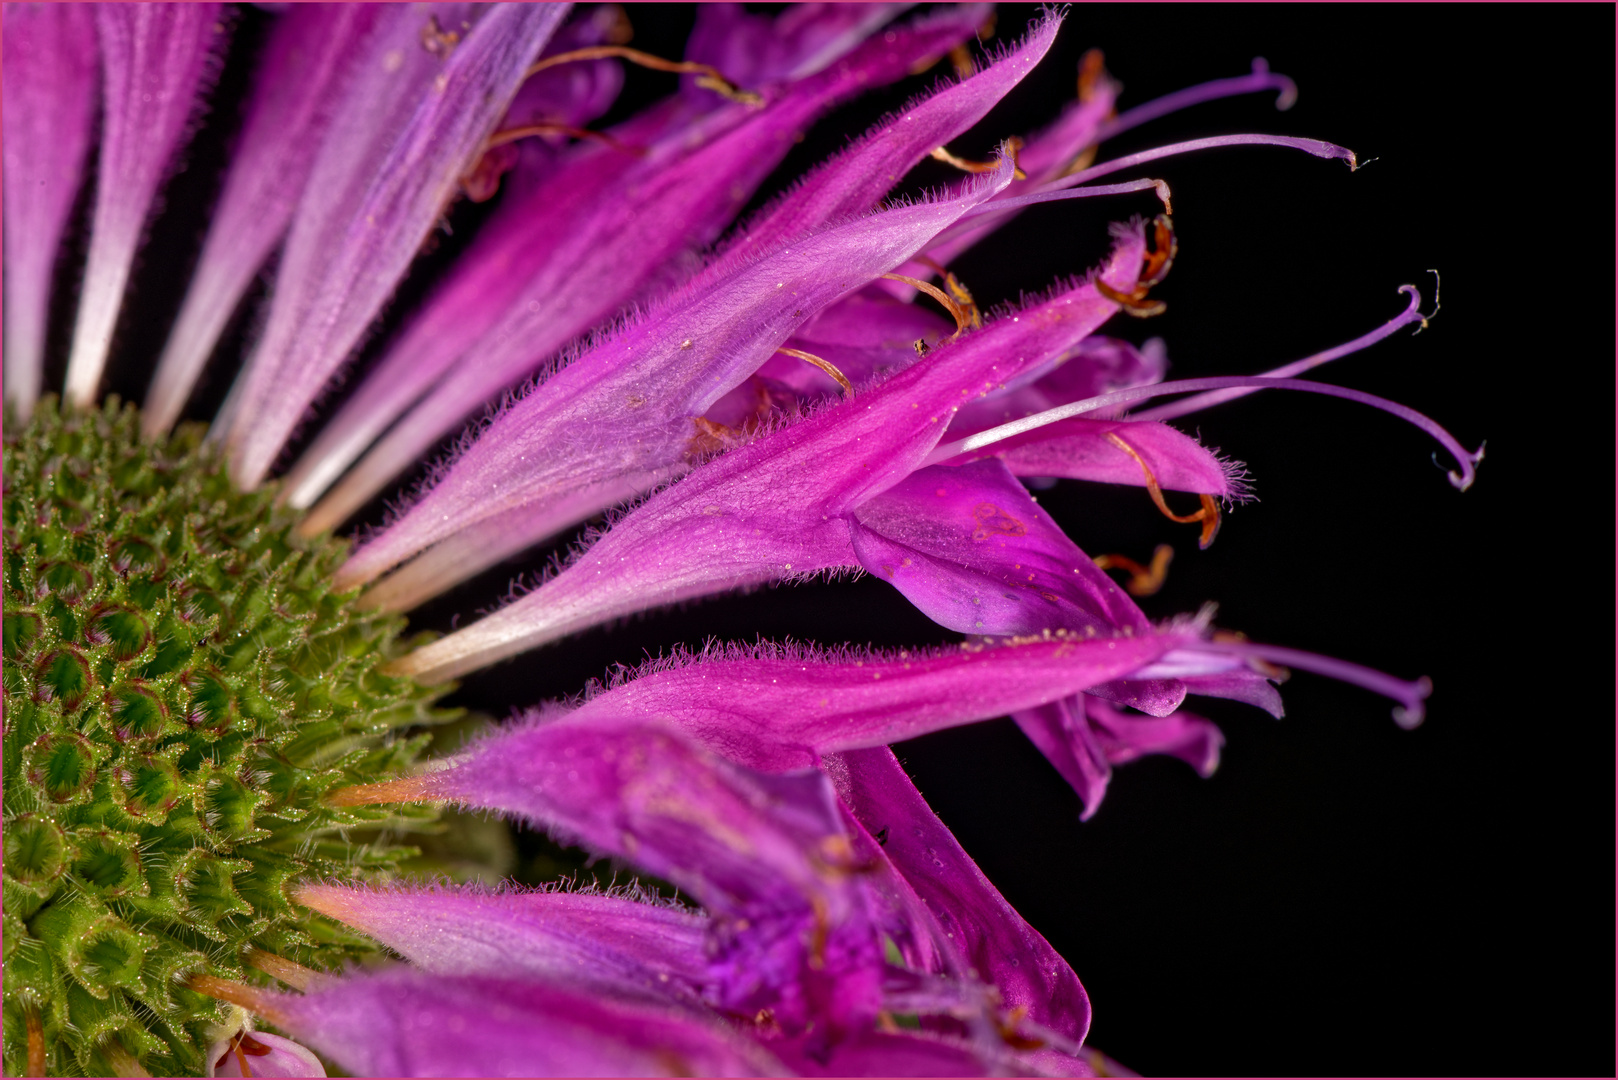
[3,399,450,1077]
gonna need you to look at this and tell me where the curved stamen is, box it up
[1093,279,1167,318]
[946,178,1173,233]
[776,347,852,396]
[1049,133,1356,191]
[1093,544,1174,597]
[1140,214,1178,287]
[883,273,973,336]
[1131,285,1430,422]
[1175,639,1433,728]
[483,121,642,157]
[931,136,1028,180]
[1093,59,1298,145]
[913,255,983,329]
[926,376,1483,491]
[1104,432,1221,547]
[524,45,762,105]
[1091,213,1175,317]
[939,130,1355,246]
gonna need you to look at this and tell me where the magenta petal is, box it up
[1012,67,1119,185]
[717,289,956,417]
[204,1031,325,1078]
[773,1028,1014,1077]
[1179,670,1286,718]
[949,335,1168,433]
[952,417,1242,497]
[2,3,98,421]
[309,6,1008,564]
[396,718,886,1034]
[850,459,1150,636]
[143,5,381,437]
[496,9,626,141]
[925,58,1299,274]
[1086,697,1224,776]
[913,49,1118,273]
[567,635,1185,773]
[275,7,644,520]
[839,747,1092,1050]
[714,7,1052,269]
[1013,699,1113,818]
[1086,677,1188,717]
[62,3,226,409]
[788,292,955,376]
[237,969,784,1078]
[385,221,1143,677]
[341,160,1019,604]
[221,3,566,489]
[285,4,987,529]
[1018,695,1224,818]
[295,882,711,1008]
[683,2,912,90]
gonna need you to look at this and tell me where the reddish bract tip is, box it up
[25,1007,44,1078]
[325,776,433,807]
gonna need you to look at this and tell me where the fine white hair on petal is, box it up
[221,3,567,491]
[64,4,228,410]
[2,4,98,423]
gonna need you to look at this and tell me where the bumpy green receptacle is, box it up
[3,400,452,1077]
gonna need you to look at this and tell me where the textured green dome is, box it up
[3,399,451,1077]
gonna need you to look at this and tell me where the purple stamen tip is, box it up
[1392,677,1434,730]
[1441,441,1486,492]
[1251,59,1300,111]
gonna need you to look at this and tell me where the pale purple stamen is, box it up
[1047,132,1356,188]
[1091,59,1298,144]
[937,131,1353,245]
[927,375,1483,491]
[953,176,1174,218]
[1131,285,1430,422]
[1163,641,1433,729]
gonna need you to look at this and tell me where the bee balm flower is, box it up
[1,4,1476,1076]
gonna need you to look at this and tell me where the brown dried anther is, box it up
[776,347,853,397]
[1093,543,1175,597]
[525,46,762,106]
[929,134,1027,181]
[1104,432,1222,548]
[1095,214,1176,317]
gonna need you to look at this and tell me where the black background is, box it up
[61,3,1614,1076]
